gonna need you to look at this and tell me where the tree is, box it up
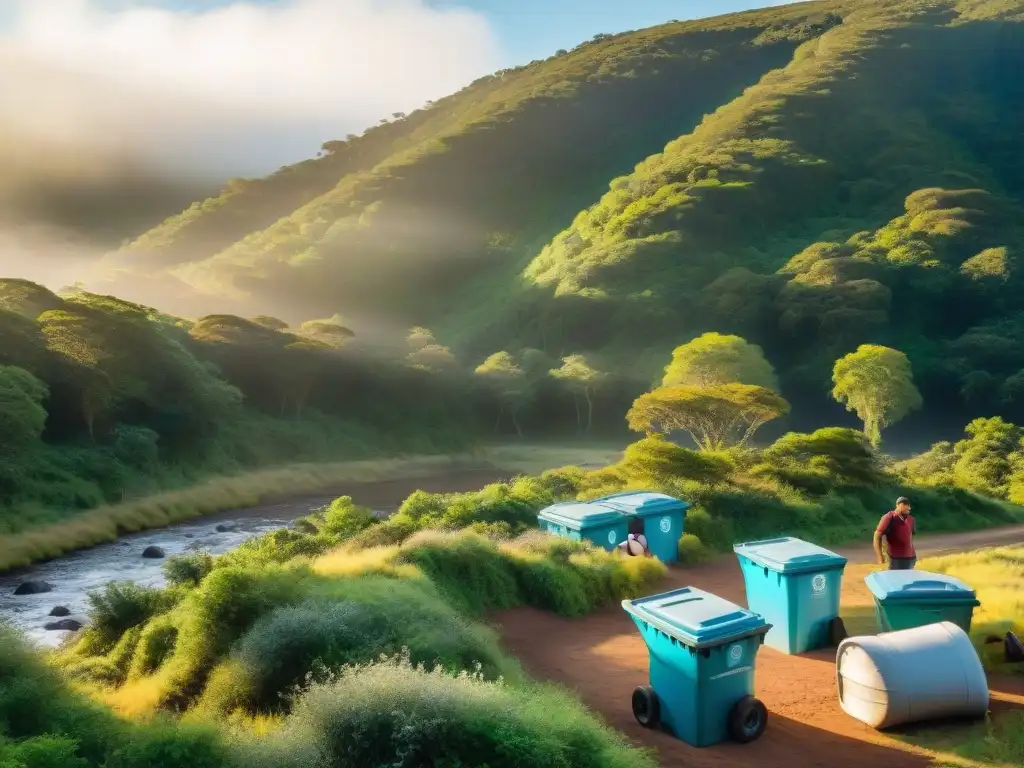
[0,365,49,453]
[252,316,289,331]
[298,320,355,348]
[406,327,437,352]
[474,352,527,436]
[662,332,779,392]
[626,384,790,451]
[831,345,922,448]
[407,344,458,374]
[550,354,608,435]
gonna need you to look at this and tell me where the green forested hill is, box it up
[108,2,844,316]
[108,0,1024,435]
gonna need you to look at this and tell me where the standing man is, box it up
[874,496,916,570]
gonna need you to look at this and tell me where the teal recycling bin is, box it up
[593,491,689,564]
[622,586,771,747]
[734,537,847,654]
[537,501,628,551]
[865,570,981,634]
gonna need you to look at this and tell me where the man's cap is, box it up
[896,496,911,506]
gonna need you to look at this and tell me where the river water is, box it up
[0,469,511,648]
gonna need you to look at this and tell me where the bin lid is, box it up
[596,491,690,517]
[537,501,623,530]
[622,586,769,649]
[864,570,978,602]
[733,537,847,574]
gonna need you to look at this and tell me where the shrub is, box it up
[155,567,310,708]
[756,427,884,493]
[315,496,378,539]
[197,577,516,715]
[398,531,522,614]
[0,735,89,768]
[677,533,712,565]
[344,515,418,549]
[100,721,227,768]
[84,582,177,652]
[240,651,655,768]
[164,551,215,587]
[620,435,732,485]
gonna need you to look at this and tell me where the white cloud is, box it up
[0,0,501,178]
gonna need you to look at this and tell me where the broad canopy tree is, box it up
[831,344,922,448]
[662,332,779,392]
[627,383,790,451]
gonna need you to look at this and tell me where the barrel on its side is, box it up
[836,621,988,729]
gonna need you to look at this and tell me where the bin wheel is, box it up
[631,685,660,729]
[829,616,849,646]
[727,695,767,744]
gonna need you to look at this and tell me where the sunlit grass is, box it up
[843,547,1024,767]
[917,547,1024,675]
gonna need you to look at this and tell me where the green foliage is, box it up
[831,345,923,447]
[661,332,779,391]
[0,365,48,452]
[0,625,229,768]
[627,383,790,450]
[197,577,515,716]
[164,551,216,587]
[619,434,732,485]
[757,427,884,493]
[897,416,1024,503]
[550,354,609,434]
[0,280,484,546]
[84,582,178,653]
[242,651,653,768]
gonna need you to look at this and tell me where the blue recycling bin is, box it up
[622,586,771,747]
[536,501,628,551]
[733,537,848,655]
[593,491,689,564]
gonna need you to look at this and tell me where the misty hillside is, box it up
[109,0,1024,433]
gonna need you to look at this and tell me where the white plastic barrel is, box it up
[835,621,988,729]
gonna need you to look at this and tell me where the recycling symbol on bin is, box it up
[659,516,672,534]
[811,574,827,594]
[608,530,617,545]
[727,643,743,667]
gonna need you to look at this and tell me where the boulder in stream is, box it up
[214,523,237,533]
[13,580,53,596]
[44,618,83,632]
[48,606,71,617]
[141,546,166,559]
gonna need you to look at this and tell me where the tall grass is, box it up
[917,546,1024,674]
[0,443,613,573]
[0,625,230,768]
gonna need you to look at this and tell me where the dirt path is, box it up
[494,526,1024,768]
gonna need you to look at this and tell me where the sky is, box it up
[0,0,801,301]
[0,0,798,179]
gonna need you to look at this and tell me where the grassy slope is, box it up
[109,2,846,324]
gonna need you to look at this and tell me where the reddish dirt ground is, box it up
[494,526,1024,768]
